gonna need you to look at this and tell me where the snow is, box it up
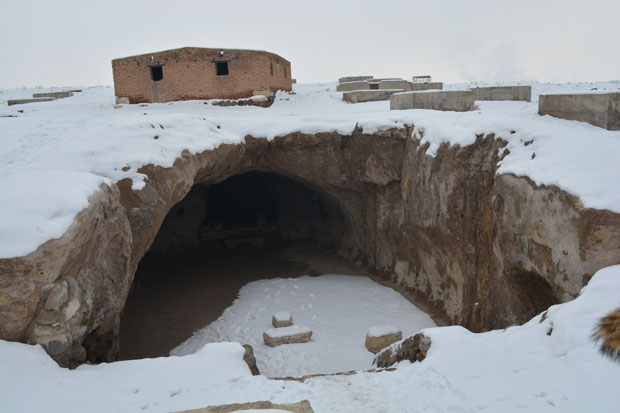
[273,311,292,322]
[1,81,619,259]
[264,324,312,339]
[171,274,436,377]
[1,265,619,412]
[367,325,401,338]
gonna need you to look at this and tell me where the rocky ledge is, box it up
[1,126,619,367]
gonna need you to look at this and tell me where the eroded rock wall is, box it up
[1,127,619,366]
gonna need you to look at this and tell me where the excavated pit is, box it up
[118,172,358,360]
[3,128,620,368]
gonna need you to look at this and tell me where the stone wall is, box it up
[1,129,619,366]
[471,86,531,102]
[538,92,620,130]
[390,90,474,111]
[112,47,292,103]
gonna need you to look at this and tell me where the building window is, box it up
[216,62,229,76]
[284,67,287,79]
[270,62,274,76]
[150,66,163,81]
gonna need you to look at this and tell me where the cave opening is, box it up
[118,171,358,360]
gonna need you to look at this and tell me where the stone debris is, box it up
[373,332,432,367]
[263,325,312,347]
[272,311,293,328]
[365,326,403,354]
[175,399,314,413]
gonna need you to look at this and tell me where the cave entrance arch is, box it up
[118,171,357,360]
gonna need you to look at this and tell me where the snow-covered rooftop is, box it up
[1,81,619,259]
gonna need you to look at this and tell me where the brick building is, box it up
[111,47,292,104]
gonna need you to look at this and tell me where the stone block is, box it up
[365,326,403,354]
[538,92,620,130]
[377,80,412,91]
[32,91,74,99]
[471,85,531,102]
[7,98,55,106]
[336,81,372,92]
[115,97,130,104]
[252,89,275,98]
[390,90,474,112]
[263,325,312,347]
[338,75,373,83]
[272,311,293,327]
[343,89,404,103]
[175,399,314,413]
[410,82,443,91]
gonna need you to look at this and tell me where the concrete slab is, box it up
[7,98,56,106]
[471,85,531,102]
[336,81,372,92]
[343,89,404,103]
[338,75,373,83]
[391,90,474,112]
[538,92,620,130]
[32,91,74,99]
[377,80,412,91]
[410,82,443,91]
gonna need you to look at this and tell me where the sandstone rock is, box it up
[34,332,72,356]
[272,311,293,328]
[44,281,68,311]
[365,326,402,354]
[242,344,260,376]
[263,325,312,347]
[62,296,81,321]
[33,323,65,336]
[374,333,430,367]
[36,310,60,325]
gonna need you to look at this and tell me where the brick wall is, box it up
[111,47,292,103]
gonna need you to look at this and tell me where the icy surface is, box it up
[1,265,619,412]
[171,274,436,377]
[367,325,401,338]
[1,81,619,259]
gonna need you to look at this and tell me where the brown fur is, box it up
[593,307,620,362]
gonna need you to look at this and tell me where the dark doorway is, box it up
[118,172,352,360]
[150,66,163,81]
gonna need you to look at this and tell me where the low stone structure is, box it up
[339,75,373,83]
[471,86,531,102]
[272,311,293,327]
[365,326,403,354]
[538,92,620,130]
[377,80,412,91]
[336,81,372,92]
[410,82,443,91]
[374,333,432,367]
[7,98,56,106]
[32,91,74,99]
[344,89,404,103]
[391,90,474,111]
[176,399,314,413]
[263,325,312,347]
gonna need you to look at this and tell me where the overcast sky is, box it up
[1,0,618,88]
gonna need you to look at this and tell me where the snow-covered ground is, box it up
[1,81,620,259]
[2,265,619,412]
[171,274,436,378]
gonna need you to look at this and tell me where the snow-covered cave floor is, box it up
[2,265,620,412]
[171,274,437,378]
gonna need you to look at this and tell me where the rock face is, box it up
[1,127,620,366]
[374,333,432,367]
